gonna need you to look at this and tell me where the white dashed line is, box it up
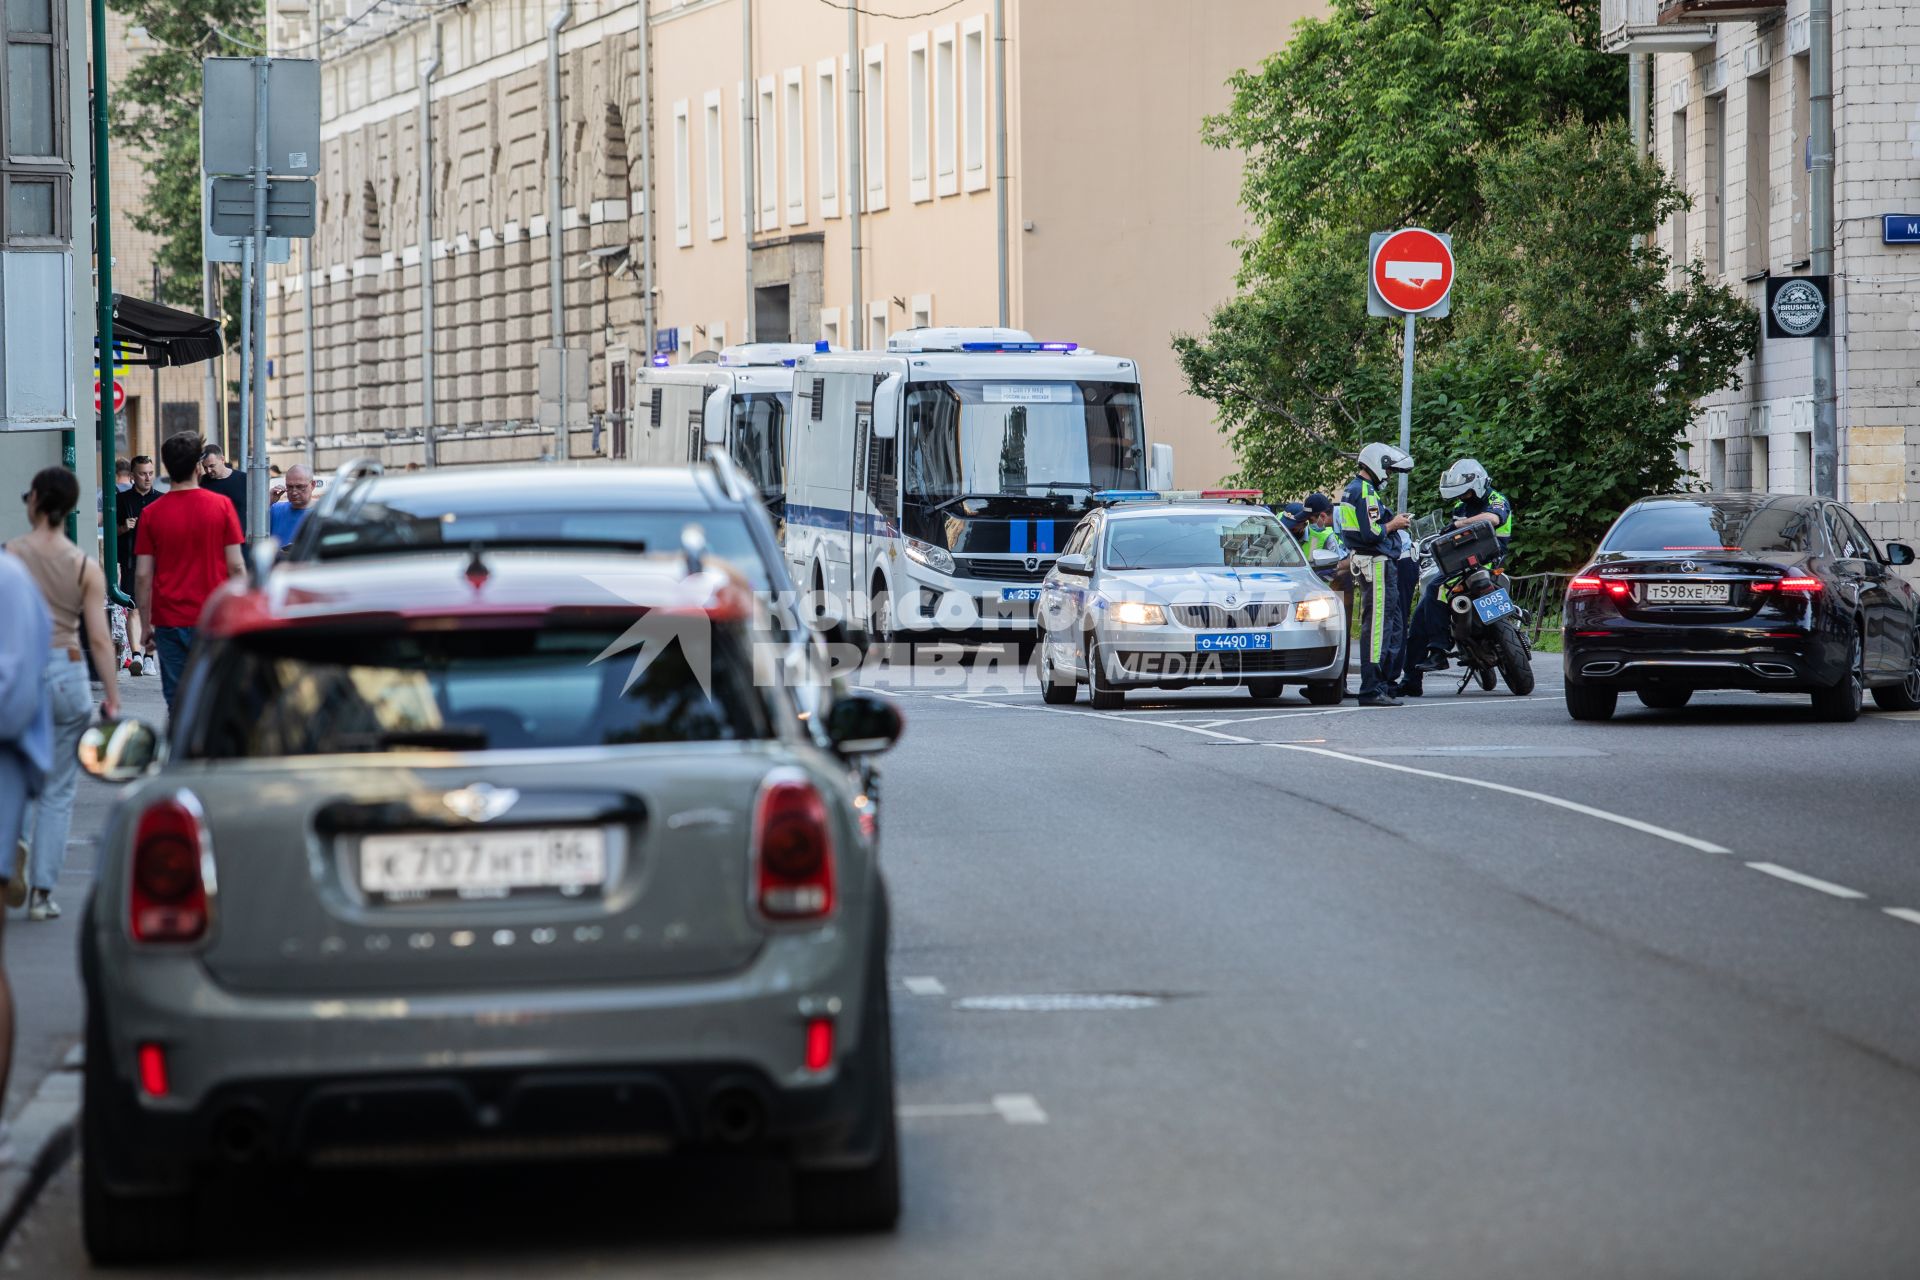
[1744,862,1867,900]
[992,1094,1049,1125]
[898,1102,998,1119]
[1883,908,1920,926]
[902,976,947,996]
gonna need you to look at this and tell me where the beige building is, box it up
[265,0,1314,483]
[1605,0,1920,548]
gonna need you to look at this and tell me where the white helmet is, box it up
[1355,442,1414,484]
[1439,458,1490,501]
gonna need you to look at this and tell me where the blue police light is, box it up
[652,354,670,366]
[958,340,1079,353]
[815,339,830,352]
[781,358,798,367]
[1091,489,1161,504]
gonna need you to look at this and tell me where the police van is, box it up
[786,327,1173,645]
[630,343,827,520]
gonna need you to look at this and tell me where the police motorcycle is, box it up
[1413,517,1536,696]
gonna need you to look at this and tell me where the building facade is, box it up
[264,0,1315,483]
[1606,0,1920,549]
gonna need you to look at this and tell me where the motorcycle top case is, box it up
[1430,522,1502,577]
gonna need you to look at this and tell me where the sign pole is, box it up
[248,57,273,543]
[238,235,254,505]
[1397,311,1415,513]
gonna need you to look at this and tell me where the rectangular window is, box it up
[673,100,692,247]
[1708,437,1727,491]
[704,91,725,241]
[1669,108,1688,275]
[962,18,987,191]
[1790,54,1809,264]
[1751,432,1771,493]
[934,27,957,196]
[783,69,805,225]
[820,307,840,346]
[1706,92,1726,275]
[1791,430,1811,494]
[816,60,839,219]
[6,37,54,157]
[867,300,889,351]
[1745,72,1770,276]
[758,77,777,233]
[864,45,887,211]
[5,173,55,238]
[910,293,932,329]
[907,34,930,202]
[708,322,726,353]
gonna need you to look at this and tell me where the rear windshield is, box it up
[306,507,772,588]
[1601,502,1814,555]
[184,625,772,760]
[1104,512,1306,571]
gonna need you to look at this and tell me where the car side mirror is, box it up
[78,718,165,783]
[1885,542,1915,566]
[1054,552,1092,576]
[824,692,903,756]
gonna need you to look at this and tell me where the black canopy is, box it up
[109,294,223,368]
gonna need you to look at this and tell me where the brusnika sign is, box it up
[1885,215,1920,244]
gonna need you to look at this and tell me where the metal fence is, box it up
[1506,572,1572,648]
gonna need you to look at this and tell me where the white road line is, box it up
[1264,744,1732,854]
[1883,908,1920,926]
[1744,862,1867,900]
[902,976,947,996]
[992,1094,1049,1125]
[898,1102,998,1119]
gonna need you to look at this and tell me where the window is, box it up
[1745,72,1770,275]
[783,69,805,225]
[1751,432,1771,493]
[708,322,726,352]
[1837,509,1879,562]
[1601,501,1815,555]
[962,18,987,191]
[907,34,929,203]
[1791,430,1812,494]
[934,26,957,196]
[815,60,839,219]
[1708,437,1727,490]
[910,293,932,329]
[1706,91,1726,275]
[863,44,886,211]
[4,0,60,161]
[902,381,1148,500]
[867,300,888,351]
[1669,108,1688,273]
[1105,513,1306,572]
[1790,54,1810,263]
[703,91,725,240]
[757,77,777,233]
[820,307,840,346]
[672,100,692,247]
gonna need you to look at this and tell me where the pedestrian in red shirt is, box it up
[134,433,244,710]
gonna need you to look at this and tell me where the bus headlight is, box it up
[903,538,955,575]
[1296,596,1336,623]
[1111,601,1166,626]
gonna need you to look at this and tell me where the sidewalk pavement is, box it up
[0,665,169,1242]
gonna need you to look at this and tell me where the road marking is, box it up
[1884,908,1920,926]
[954,993,1164,1012]
[992,1094,1049,1125]
[1744,862,1867,900]
[898,1102,998,1119]
[1264,744,1732,854]
[902,976,947,996]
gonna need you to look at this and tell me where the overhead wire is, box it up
[812,0,969,19]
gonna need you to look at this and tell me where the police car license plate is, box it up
[1000,587,1041,602]
[1195,632,1273,652]
[1471,588,1517,624]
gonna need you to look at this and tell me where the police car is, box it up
[1035,492,1348,708]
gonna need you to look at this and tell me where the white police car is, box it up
[1035,492,1348,708]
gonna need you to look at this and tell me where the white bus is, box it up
[786,327,1173,646]
[630,343,827,520]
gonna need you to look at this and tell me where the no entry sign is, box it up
[1370,228,1455,315]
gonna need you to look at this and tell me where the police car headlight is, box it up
[1295,596,1336,623]
[1111,601,1166,626]
[903,538,955,575]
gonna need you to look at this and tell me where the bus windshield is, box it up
[903,380,1145,503]
[729,392,790,499]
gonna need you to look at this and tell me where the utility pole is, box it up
[419,22,441,466]
[847,1,862,347]
[638,0,656,362]
[245,57,272,543]
[1808,0,1837,499]
[993,0,1009,327]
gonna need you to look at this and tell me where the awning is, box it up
[108,294,224,368]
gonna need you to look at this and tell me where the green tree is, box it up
[1176,0,1757,571]
[106,0,260,332]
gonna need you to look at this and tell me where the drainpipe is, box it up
[1808,0,1836,499]
[548,0,574,459]
[847,1,861,344]
[1628,53,1648,159]
[302,242,316,470]
[993,0,1009,327]
[742,0,755,342]
[638,0,656,362]
[419,20,441,466]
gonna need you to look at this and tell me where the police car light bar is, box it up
[959,341,1079,353]
[1090,489,1162,504]
[1201,489,1264,502]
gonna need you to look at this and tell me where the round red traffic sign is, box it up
[1371,227,1455,315]
[94,380,126,414]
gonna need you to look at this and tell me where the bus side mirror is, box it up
[1148,443,1174,491]
[871,375,902,439]
[702,389,729,445]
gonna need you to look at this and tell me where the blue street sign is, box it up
[1884,214,1920,245]
[654,327,680,354]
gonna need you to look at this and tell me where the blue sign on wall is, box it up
[654,327,680,354]
[1885,214,1920,244]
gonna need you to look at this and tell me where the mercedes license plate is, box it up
[360,828,607,902]
[1195,632,1273,652]
[1471,587,1518,624]
[1645,582,1729,604]
[1000,587,1041,602]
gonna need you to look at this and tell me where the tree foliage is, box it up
[1176,0,1757,571]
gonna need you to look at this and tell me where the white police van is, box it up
[786,327,1173,646]
[631,343,829,521]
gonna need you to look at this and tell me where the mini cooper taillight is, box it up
[753,775,836,922]
[130,796,211,944]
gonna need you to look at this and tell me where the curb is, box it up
[0,1045,82,1249]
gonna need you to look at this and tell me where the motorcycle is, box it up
[1415,521,1535,696]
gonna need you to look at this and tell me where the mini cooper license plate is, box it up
[1645,581,1729,604]
[1195,632,1273,652]
[359,828,607,902]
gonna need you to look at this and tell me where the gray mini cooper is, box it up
[77,542,904,1263]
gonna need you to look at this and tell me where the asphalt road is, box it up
[10,654,1920,1278]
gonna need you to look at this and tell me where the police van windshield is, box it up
[903,380,1144,503]
[730,392,789,499]
[1104,513,1307,571]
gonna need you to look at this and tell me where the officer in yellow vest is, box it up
[1338,444,1415,706]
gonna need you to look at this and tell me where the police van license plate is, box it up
[1195,632,1273,652]
[1000,587,1041,602]
[360,828,607,902]
[1471,588,1517,624]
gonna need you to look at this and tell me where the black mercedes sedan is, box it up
[1562,493,1920,722]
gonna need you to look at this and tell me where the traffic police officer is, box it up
[1399,457,1513,697]
[1338,444,1414,706]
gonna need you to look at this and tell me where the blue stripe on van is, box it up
[1009,519,1029,553]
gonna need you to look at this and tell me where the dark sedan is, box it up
[1562,493,1920,722]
